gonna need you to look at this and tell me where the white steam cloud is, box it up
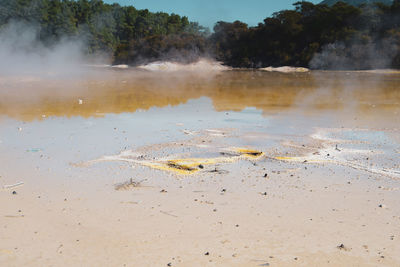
[0,21,89,77]
[310,40,398,70]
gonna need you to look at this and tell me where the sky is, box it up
[104,0,321,29]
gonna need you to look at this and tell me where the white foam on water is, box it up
[279,128,400,179]
[136,59,230,72]
[260,66,309,73]
[111,64,129,69]
[84,64,112,68]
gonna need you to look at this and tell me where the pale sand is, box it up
[1,127,399,266]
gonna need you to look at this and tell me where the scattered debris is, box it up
[57,244,63,253]
[183,130,196,135]
[208,167,229,174]
[114,178,145,191]
[337,244,350,251]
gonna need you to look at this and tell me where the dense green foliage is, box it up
[211,0,400,69]
[0,0,209,64]
[320,0,392,6]
[2,0,400,69]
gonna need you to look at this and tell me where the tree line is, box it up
[212,0,400,69]
[0,0,209,64]
[1,0,400,69]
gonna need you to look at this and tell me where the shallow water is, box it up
[0,69,399,122]
[0,69,399,173]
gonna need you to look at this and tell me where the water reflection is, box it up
[0,69,399,122]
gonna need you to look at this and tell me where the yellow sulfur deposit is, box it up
[141,157,236,175]
[233,148,264,159]
[139,149,265,175]
[89,147,266,175]
[274,156,301,161]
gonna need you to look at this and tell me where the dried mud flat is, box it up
[1,125,400,267]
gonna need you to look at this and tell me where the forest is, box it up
[1,0,400,69]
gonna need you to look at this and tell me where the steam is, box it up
[310,39,398,70]
[0,21,90,77]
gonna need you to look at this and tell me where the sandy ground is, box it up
[1,70,400,266]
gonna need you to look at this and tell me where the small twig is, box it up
[4,215,24,218]
[3,182,24,189]
[160,210,178,218]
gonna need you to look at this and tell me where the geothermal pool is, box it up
[1,69,400,266]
